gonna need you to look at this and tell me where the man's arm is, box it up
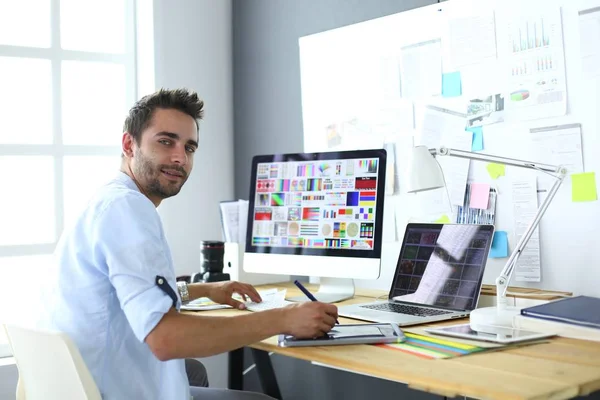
[187,283,211,299]
[145,301,338,361]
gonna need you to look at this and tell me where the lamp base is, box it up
[469,305,520,331]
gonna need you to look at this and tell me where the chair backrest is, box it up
[3,324,101,400]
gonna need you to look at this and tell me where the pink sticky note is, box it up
[470,183,490,209]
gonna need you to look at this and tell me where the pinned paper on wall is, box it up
[442,72,462,97]
[512,179,541,282]
[469,183,490,209]
[384,142,396,195]
[400,39,443,99]
[489,231,509,258]
[467,126,484,151]
[382,198,398,242]
[572,172,598,202]
[486,163,505,179]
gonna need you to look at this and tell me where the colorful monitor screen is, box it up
[245,149,387,260]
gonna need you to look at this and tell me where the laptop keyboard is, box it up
[360,303,453,317]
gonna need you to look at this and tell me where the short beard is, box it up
[134,148,188,200]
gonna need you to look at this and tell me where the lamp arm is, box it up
[495,171,565,305]
[432,147,562,174]
[429,146,568,309]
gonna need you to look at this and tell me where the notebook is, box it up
[338,223,495,326]
[520,296,600,329]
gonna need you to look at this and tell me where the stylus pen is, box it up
[293,280,339,324]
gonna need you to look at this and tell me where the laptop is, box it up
[339,223,495,326]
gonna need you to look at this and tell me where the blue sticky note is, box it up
[467,126,484,151]
[442,71,462,97]
[489,231,509,258]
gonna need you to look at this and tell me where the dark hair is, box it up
[123,88,205,144]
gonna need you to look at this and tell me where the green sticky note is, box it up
[572,172,598,202]
[486,163,505,180]
[442,72,462,97]
[435,215,451,223]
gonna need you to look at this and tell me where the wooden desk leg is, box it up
[228,347,244,390]
[250,348,282,399]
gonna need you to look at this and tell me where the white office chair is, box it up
[3,324,101,400]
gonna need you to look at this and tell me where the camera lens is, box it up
[199,241,225,273]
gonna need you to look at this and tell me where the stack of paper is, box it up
[181,298,232,311]
[245,289,293,312]
[180,288,288,312]
[378,332,487,359]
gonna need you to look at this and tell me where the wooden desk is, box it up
[191,283,600,400]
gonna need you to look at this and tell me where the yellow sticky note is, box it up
[435,215,451,223]
[486,163,505,180]
[572,172,598,202]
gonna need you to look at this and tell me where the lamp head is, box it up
[406,145,445,193]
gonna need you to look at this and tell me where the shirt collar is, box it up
[114,171,141,193]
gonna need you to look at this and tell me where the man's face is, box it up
[130,108,198,202]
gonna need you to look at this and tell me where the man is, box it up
[43,88,338,399]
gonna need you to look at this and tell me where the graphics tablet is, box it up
[278,323,405,347]
[424,323,555,344]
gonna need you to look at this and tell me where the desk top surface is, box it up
[186,282,600,400]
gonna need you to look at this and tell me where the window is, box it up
[0,0,137,357]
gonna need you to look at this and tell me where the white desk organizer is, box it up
[223,242,289,285]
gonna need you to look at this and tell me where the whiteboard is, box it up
[299,0,600,296]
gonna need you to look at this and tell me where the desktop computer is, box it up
[243,149,387,303]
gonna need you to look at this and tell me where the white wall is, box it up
[149,0,234,388]
[152,0,234,278]
[298,0,600,297]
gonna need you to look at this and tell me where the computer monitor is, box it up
[244,149,387,303]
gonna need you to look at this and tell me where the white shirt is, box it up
[42,172,189,399]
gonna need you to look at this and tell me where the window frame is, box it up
[0,0,138,357]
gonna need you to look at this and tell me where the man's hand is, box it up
[206,281,262,309]
[281,302,338,339]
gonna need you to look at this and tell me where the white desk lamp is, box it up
[406,145,567,329]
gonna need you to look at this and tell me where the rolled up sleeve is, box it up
[92,193,178,342]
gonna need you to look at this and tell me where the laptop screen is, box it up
[389,223,495,311]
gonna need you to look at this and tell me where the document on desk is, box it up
[181,298,232,311]
[181,289,281,312]
[403,326,503,348]
[379,332,487,359]
[512,179,541,282]
[244,289,293,312]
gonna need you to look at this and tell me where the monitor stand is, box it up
[287,277,355,304]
